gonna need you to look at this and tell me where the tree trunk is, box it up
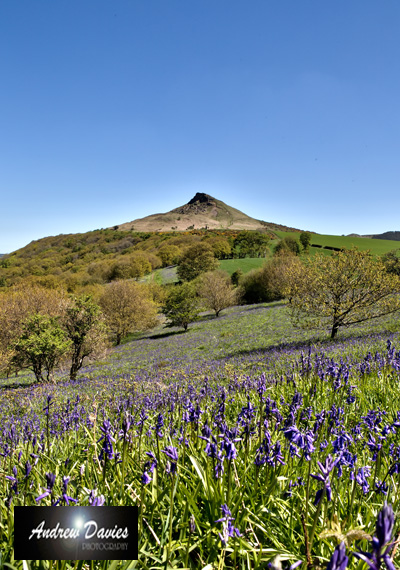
[331,322,339,339]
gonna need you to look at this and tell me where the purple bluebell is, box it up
[326,541,348,570]
[36,472,56,503]
[55,476,78,505]
[354,502,396,570]
[162,445,178,475]
[215,504,241,547]
[356,466,372,495]
[311,455,338,505]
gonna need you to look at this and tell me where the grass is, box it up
[146,258,268,284]
[274,230,399,256]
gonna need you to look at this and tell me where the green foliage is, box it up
[202,236,232,259]
[158,244,182,266]
[63,295,108,380]
[289,247,400,338]
[230,268,243,286]
[382,249,400,276]
[233,231,270,258]
[12,314,71,383]
[163,282,200,331]
[299,231,311,251]
[177,243,218,281]
[274,235,300,256]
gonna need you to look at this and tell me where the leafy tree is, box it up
[197,270,240,317]
[233,231,270,258]
[177,243,218,281]
[204,237,232,259]
[231,268,243,286]
[100,281,158,345]
[274,236,300,256]
[289,248,400,339]
[158,245,182,266]
[63,295,109,380]
[299,231,312,252]
[163,283,200,331]
[382,249,400,276]
[12,314,71,383]
[0,285,67,375]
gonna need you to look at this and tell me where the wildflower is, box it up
[141,471,152,485]
[24,461,32,478]
[326,541,348,570]
[55,476,78,505]
[36,472,56,503]
[5,466,18,494]
[311,455,338,505]
[119,413,132,441]
[155,413,164,438]
[215,504,241,546]
[88,489,105,506]
[354,502,396,570]
[43,395,54,416]
[356,466,372,494]
[162,445,178,475]
[97,419,115,461]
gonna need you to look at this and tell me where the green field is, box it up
[147,258,267,284]
[274,230,399,255]
[218,257,266,275]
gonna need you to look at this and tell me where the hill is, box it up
[116,192,299,233]
[372,231,400,241]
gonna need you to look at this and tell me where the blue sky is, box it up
[1,1,400,253]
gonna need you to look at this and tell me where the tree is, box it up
[0,285,68,376]
[299,231,312,252]
[63,295,108,380]
[289,248,400,339]
[163,283,200,331]
[158,245,182,266]
[12,314,71,383]
[382,249,400,276]
[274,236,300,256]
[177,243,218,281]
[204,237,232,259]
[233,231,270,258]
[100,281,158,345]
[197,270,240,317]
[231,268,243,286]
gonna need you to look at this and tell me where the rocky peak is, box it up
[187,193,215,205]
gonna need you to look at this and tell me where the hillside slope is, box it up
[116,193,298,233]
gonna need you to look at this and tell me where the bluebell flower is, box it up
[215,504,241,546]
[36,472,56,503]
[311,455,338,504]
[55,476,78,506]
[162,445,178,475]
[326,541,348,570]
[356,466,372,495]
[354,502,396,570]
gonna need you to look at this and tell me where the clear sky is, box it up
[1,1,400,253]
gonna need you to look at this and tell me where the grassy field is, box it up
[1,303,400,569]
[147,258,267,284]
[274,230,399,255]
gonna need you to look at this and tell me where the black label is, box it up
[14,506,138,560]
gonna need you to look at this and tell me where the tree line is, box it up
[2,238,400,383]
